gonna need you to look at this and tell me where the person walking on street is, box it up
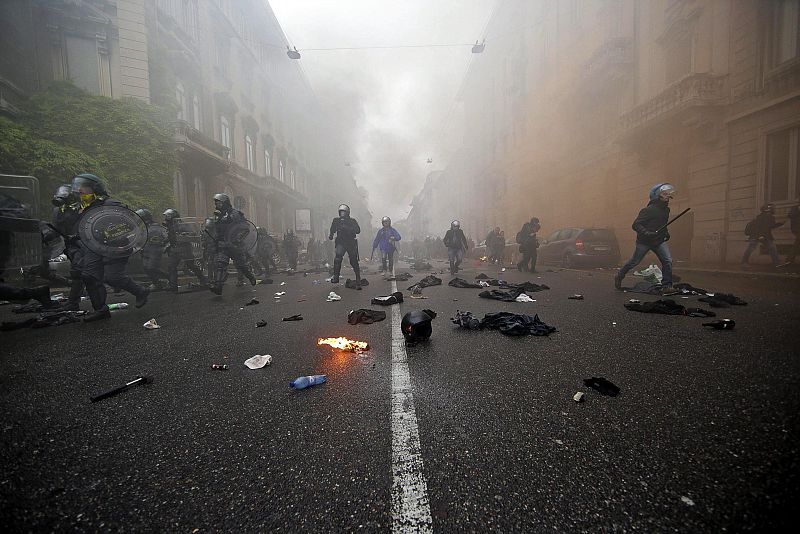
[516,217,540,272]
[443,220,468,275]
[372,216,401,273]
[283,229,300,270]
[329,204,362,288]
[615,183,677,292]
[742,204,783,267]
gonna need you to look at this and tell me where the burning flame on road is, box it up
[317,337,370,352]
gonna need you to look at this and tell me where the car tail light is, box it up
[575,240,584,252]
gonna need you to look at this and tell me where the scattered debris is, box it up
[371,291,404,305]
[211,364,228,370]
[280,282,286,286]
[515,293,536,303]
[702,319,735,330]
[274,292,286,297]
[386,272,413,281]
[680,496,695,506]
[348,309,387,324]
[90,375,151,403]
[452,310,556,336]
[244,354,272,369]
[326,291,342,302]
[625,299,715,317]
[583,377,620,397]
[568,294,584,300]
[408,275,442,290]
[409,286,427,299]
[245,298,260,306]
[289,374,327,390]
[256,320,267,328]
[282,314,303,321]
[573,392,584,403]
[142,318,161,329]
[448,278,482,288]
[478,280,490,287]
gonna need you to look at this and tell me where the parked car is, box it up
[538,227,620,268]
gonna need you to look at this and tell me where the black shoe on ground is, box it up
[331,276,340,284]
[83,306,111,322]
[135,288,150,308]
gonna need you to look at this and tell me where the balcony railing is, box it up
[619,73,728,132]
[175,121,230,162]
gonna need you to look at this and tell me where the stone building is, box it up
[407,0,799,264]
[0,0,371,238]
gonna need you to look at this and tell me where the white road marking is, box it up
[390,278,433,533]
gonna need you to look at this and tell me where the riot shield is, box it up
[173,217,203,258]
[77,204,149,258]
[223,219,258,255]
[145,223,168,248]
[0,174,41,271]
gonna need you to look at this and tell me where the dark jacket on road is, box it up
[632,199,670,246]
[443,228,468,251]
[329,217,360,244]
[746,212,783,241]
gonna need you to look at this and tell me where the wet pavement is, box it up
[1,260,798,531]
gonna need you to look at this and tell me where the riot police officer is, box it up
[163,208,206,291]
[52,184,85,310]
[71,173,149,321]
[328,203,362,288]
[201,217,218,283]
[255,227,278,276]
[209,193,256,295]
[135,208,168,290]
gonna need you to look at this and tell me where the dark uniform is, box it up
[255,228,278,276]
[201,217,218,283]
[516,218,540,273]
[328,203,361,286]
[52,192,85,310]
[163,209,206,290]
[135,209,168,289]
[284,231,300,270]
[443,221,468,275]
[71,174,149,321]
[209,193,256,294]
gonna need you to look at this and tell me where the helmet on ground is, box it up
[135,208,154,224]
[650,183,676,201]
[70,173,108,196]
[52,184,73,207]
[163,208,179,221]
[382,216,391,227]
[401,309,437,342]
[338,204,351,217]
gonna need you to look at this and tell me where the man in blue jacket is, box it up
[615,183,675,291]
[372,216,401,273]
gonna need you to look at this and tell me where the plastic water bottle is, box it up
[108,303,129,310]
[289,374,327,390]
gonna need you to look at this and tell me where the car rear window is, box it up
[580,229,616,241]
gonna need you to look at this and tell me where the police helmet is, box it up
[52,184,73,207]
[135,208,154,224]
[70,173,108,196]
[451,220,460,229]
[382,216,391,227]
[401,309,437,342]
[338,204,351,217]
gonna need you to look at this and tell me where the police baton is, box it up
[655,208,691,233]
[90,375,152,403]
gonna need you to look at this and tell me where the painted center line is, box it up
[390,278,433,533]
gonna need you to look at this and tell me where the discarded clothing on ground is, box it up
[11,302,59,314]
[256,320,267,328]
[515,293,536,302]
[411,261,433,271]
[627,281,663,295]
[408,275,442,291]
[448,277,482,288]
[452,310,556,336]
[698,293,747,307]
[624,299,716,317]
[245,298,260,306]
[282,314,303,321]
[498,280,550,292]
[1,310,86,330]
[479,289,525,302]
[583,377,620,397]
[345,278,369,289]
[475,273,490,280]
[371,291,404,306]
[348,309,387,325]
[386,272,413,281]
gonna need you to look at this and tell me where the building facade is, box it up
[406,0,800,264]
[0,0,371,238]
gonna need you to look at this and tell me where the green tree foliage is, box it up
[0,82,176,214]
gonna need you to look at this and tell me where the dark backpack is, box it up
[744,219,755,238]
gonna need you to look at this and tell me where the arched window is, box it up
[289,169,296,189]
[245,135,255,172]
[175,82,186,120]
[278,160,285,182]
[264,149,272,177]
[192,94,201,130]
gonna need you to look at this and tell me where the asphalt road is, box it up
[1,258,798,532]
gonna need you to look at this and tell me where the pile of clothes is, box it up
[407,275,442,292]
[1,310,86,331]
[448,278,482,288]
[624,299,716,317]
[452,310,556,336]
